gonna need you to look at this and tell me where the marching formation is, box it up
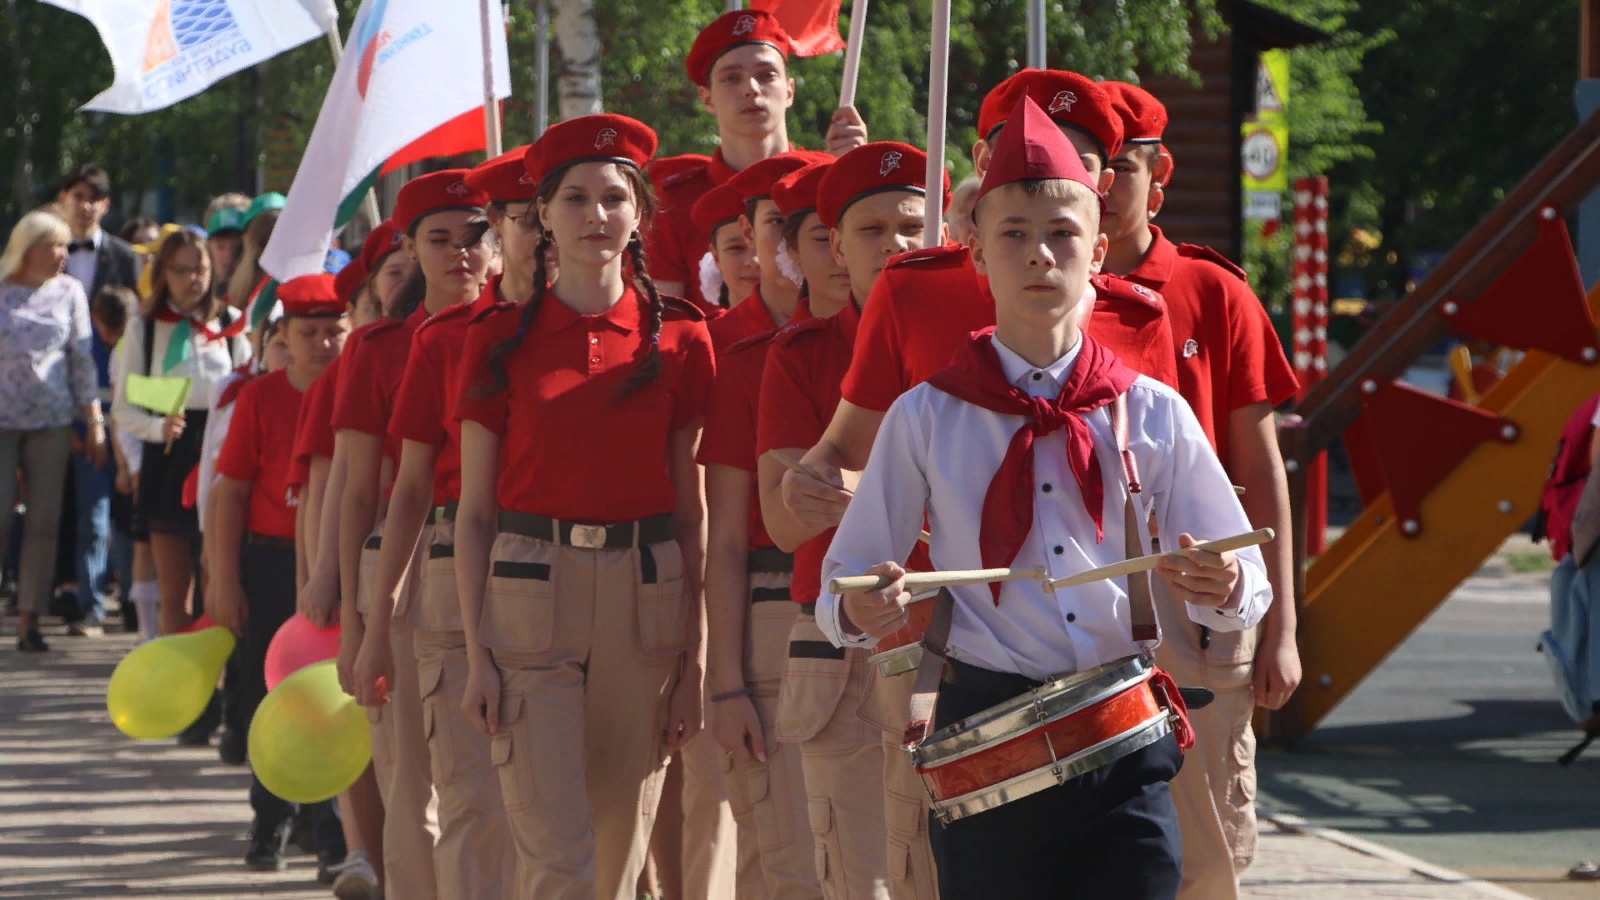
[1,8,1308,900]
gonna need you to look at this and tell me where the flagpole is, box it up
[479,0,503,156]
[323,27,384,227]
[535,0,550,135]
[1026,0,1045,69]
[839,0,869,108]
[924,0,950,241]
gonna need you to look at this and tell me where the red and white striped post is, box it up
[1292,176,1330,555]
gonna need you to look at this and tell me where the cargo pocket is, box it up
[355,531,384,618]
[808,796,843,896]
[1202,624,1258,692]
[775,616,852,746]
[417,538,463,632]
[746,594,797,686]
[751,745,798,853]
[479,548,556,655]
[720,751,755,819]
[1224,719,1259,866]
[489,692,535,812]
[418,659,451,783]
[636,540,692,657]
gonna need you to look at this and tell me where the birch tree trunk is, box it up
[550,0,602,119]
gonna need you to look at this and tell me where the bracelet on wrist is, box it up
[709,687,753,703]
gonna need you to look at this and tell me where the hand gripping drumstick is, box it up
[769,450,931,543]
[1043,528,1275,591]
[829,565,1048,596]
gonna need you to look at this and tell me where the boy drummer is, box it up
[816,96,1271,898]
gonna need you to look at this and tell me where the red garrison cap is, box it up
[466,144,538,201]
[277,273,345,317]
[393,169,488,234]
[816,141,950,228]
[524,113,657,186]
[977,69,1124,160]
[691,183,748,236]
[685,9,793,87]
[727,150,832,203]
[976,95,1099,206]
[771,159,834,217]
[357,220,403,273]
[1104,82,1167,145]
[332,257,367,305]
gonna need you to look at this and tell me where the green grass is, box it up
[1503,549,1557,574]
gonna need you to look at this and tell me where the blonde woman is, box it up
[0,211,106,651]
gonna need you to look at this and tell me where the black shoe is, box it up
[244,820,289,871]
[16,628,49,652]
[289,815,318,855]
[217,727,247,766]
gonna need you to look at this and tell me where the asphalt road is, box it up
[1257,556,1600,899]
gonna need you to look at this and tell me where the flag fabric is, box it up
[380,102,503,176]
[260,0,511,282]
[41,0,337,114]
[752,0,846,56]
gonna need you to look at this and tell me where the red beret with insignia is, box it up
[277,273,345,317]
[976,95,1099,207]
[771,159,833,217]
[524,113,657,187]
[726,150,832,204]
[816,141,950,229]
[465,144,537,201]
[685,9,794,87]
[393,169,488,234]
[691,183,748,237]
[357,220,404,273]
[978,69,1124,161]
[1103,82,1167,145]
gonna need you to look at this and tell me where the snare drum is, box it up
[908,655,1185,823]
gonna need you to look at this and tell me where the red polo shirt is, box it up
[698,329,785,549]
[332,305,432,461]
[644,149,739,312]
[456,287,716,522]
[757,301,862,605]
[707,289,809,355]
[389,280,505,506]
[841,245,1179,412]
[1123,227,1299,463]
[215,369,304,539]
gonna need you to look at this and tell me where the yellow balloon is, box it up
[106,626,235,739]
[249,660,370,804]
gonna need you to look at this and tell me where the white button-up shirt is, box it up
[63,230,100,291]
[818,335,1270,682]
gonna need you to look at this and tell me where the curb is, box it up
[1259,808,1534,899]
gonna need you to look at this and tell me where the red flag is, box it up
[752,0,846,56]
[380,104,501,175]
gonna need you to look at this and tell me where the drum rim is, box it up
[928,711,1171,823]
[910,655,1153,768]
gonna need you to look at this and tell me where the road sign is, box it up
[1242,119,1288,191]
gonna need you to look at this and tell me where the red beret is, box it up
[726,150,830,203]
[816,141,950,229]
[465,144,537,202]
[1104,82,1167,146]
[332,257,367,305]
[277,273,345,317]
[524,113,657,187]
[771,160,833,217]
[977,69,1124,161]
[357,220,404,273]
[690,183,747,237]
[393,169,488,234]
[685,9,793,87]
[976,95,1099,208]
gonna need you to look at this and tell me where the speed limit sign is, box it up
[1241,122,1287,190]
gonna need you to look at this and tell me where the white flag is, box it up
[260,0,510,281]
[41,0,338,114]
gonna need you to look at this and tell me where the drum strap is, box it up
[903,392,1160,749]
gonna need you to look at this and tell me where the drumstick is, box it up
[1043,528,1274,591]
[829,564,1047,595]
[770,449,932,543]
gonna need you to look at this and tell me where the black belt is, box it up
[497,511,674,549]
[747,546,794,574]
[428,500,459,525]
[798,602,816,617]
[245,531,295,552]
[789,640,845,660]
[752,587,792,603]
[943,657,1214,709]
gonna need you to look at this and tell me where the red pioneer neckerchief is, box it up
[925,328,1137,603]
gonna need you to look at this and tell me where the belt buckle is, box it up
[569,523,608,549]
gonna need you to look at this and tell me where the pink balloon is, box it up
[264,615,341,690]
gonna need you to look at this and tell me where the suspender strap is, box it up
[1112,394,1161,650]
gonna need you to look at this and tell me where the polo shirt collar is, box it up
[543,284,641,334]
[1125,225,1178,288]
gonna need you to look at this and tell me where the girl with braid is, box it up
[454,113,715,900]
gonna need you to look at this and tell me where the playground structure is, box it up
[1271,109,1600,741]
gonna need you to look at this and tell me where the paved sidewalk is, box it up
[0,628,1534,898]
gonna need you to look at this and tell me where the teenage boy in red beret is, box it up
[819,95,1270,900]
[208,273,351,874]
[647,9,868,309]
[1100,80,1300,900]
[753,141,948,900]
